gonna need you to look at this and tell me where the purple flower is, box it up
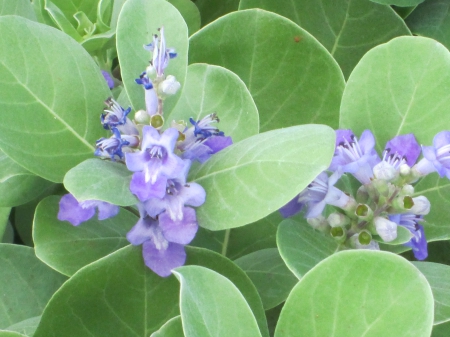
[144,27,177,77]
[280,171,354,218]
[383,134,421,168]
[101,70,114,89]
[101,98,138,135]
[57,193,119,226]
[126,203,198,277]
[135,71,158,116]
[95,128,138,161]
[415,131,450,179]
[389,214,428,260]
[126,126,185,201]
[329,130,380,184]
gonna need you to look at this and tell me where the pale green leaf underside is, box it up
[239,0,411,78]
[0,16,109,182]
[275,250,434,337]
[5,316,41,337]
[174,265,262,337]
[189,124,335,230]
[189,9,344,132]
[167,63,259,143]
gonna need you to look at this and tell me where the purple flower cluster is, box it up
[281,129,450,260]
[58,28,232,277]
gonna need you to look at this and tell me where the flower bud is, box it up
[410,196,431,215]
[390,195,414,212]
[356,185,369,204]
[150,114,164,129]
[327,213,350,227]
[374,217,397,242]
[358,230,372,245]
[159,75,180,96]
[399,163,411,176]
[134,109,150,124]
[330,226,346,243]
[146,65,157,80]
[373,161,398,181]
[349,234,380,250]
[355,204,373,221]
[307,215,329,232]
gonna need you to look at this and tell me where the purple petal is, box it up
[130,171,167,201]
[279,196,304,218]
[142,241,186,277]
[204,136,233,154]
[335,129,354,147]
[96,202,120,220]
[180,182,206,208]
[127,216,158,245]
[385,134,421,167]
[358,130,376,154]
[159,207,198,244]
[125,151,149,172]
[404,224,428,260]
[101,70,114,89]
[433,131,450,149]
[57,194,95,226]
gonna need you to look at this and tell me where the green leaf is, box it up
[275,250,434,337]
[0,244,67,329]
[174,265,262,337]
[406,0,450,51]
[189,9,344,131]
[5,316,40,337]
[150,316,183,337]
[0,16,109,182]
[277,218,339,278]
[0,332,27,337]
[239,0,411,78]
[33,195,137,276]
[116,0,188,114]
[370,0,425,6]
[50,0,98,26]
[234,248,298,310]
[63,158,137,206]
[167,63,259,142]
[193,0,239,26]
[433,320,450,336]
[0,207,10,241]
[167,0,200,36]
[340,36,450,153]
[34,246,268,337]
[80,29,115,53]
[45,0,83,41]
[189,124,335,230]
[0,149,53,207]
[412,262,450,325]
[0,0,37,20]
[373,223,412,245]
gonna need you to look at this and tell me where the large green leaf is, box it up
[433,321,450,336]
[167,0,200,35]
[412,262,450,325]
[340,36,450,152]
[0,16,109,182]
[188,124,335,230]
[406,0,450,51]
[193,0,239,26]
[33,195,137,276]
[167,63,259,142]
[277,218,339,278]
[0,332,27,337]
[116,0,188,115]
[0,0,36,20]
[234,248,298,310]
[275,250,434,337]
[239,0,410,78]
[0,149,53,207]
[0,207,10,241]
[34,246,268,337]
[63,158,137,206]
[174,266,262,337]
[150,316,183,337]
[5,316,40,337]
[0,244,67,329]
[370,0,424,6]
[189,9,344,132]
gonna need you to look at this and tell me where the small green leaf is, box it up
[234,248,298,310]
[116,0,188,114]
[45,0,83,41]
[0,244,67,329]
[277,218,339,278]
[189,9,344,131]
[50,0,98,26]
[189,125,335,230]
[275,251,434,337]
[412,262,450,325]
[0,0,37,20]
[239,0,411,78]
[167,63,259,142]
[174,265,262,337]
[0,16,109,182]
[33,195,137,276]
[150,316,183,337]
[63,158,137,206]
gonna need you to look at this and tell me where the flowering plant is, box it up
[1,0,450,336]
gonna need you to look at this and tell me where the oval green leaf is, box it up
[234,248,298,310]
[239,0,410,78]
[0,244,67,329]
[174,265,262,337]
[277,218,339,278]
[189,125,335,230]
[33,195,137,276]
[116,0,188,114]
[189,9,344,132]
[166,63,259,142]
[63,158,137,206]
[275,250,434,337]
[0,16,109,182]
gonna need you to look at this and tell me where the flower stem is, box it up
[221,229,231,257]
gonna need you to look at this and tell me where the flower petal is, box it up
[159,207,198,244]
[57,194,95,226]
[142,241,186,277]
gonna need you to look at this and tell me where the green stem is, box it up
[221,229,231,257]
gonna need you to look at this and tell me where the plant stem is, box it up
[221,229,231,257]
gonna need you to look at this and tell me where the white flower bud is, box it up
[410,196,431,215]
[160,75,180,96]
[307,215,329,231]
[134,109,150,124]
[399,163,411,176]
[374,217,397,242]
[373,161,398,181]
[327,213,349,227]
[146,65,157,80]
